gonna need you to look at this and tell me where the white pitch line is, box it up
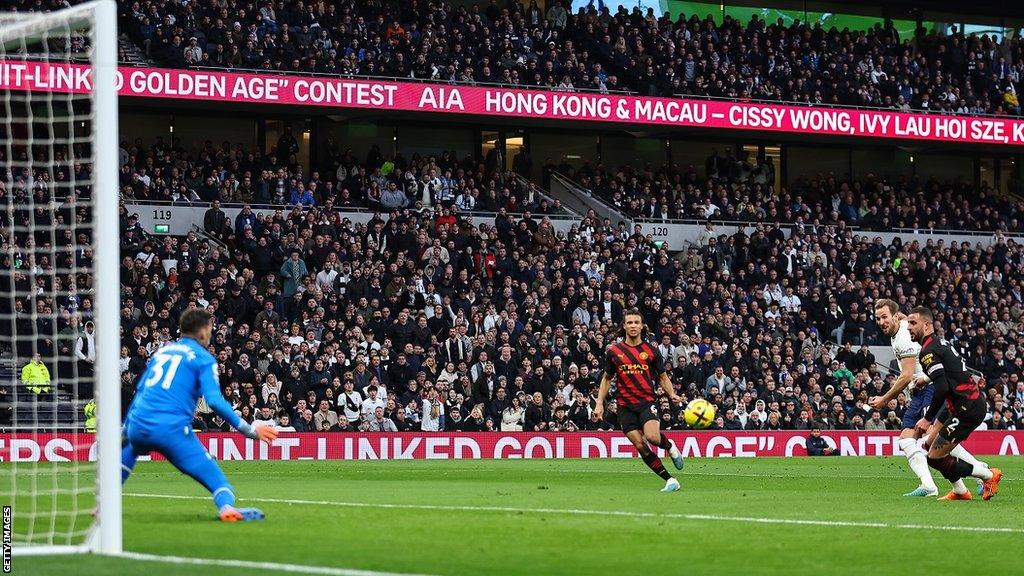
[124,493,1024,535]
[124,467,1022,482]
[116,551,440,576]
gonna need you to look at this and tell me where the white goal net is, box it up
[0,0,120,556]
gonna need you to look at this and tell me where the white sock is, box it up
[950,444,985,468]
[899,438,936,491]
[971,463,993,480]
[668,440,680,458]
[952,480,969,494]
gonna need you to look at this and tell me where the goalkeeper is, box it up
[121,308,278,522]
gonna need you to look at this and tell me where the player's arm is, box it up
[593,373,611,421]
[594,347,617,420]
[653,349,682,405]
[199,362,277,443]
[657,373,681,404]
[870,356,918,409]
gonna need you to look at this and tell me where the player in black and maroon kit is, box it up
[594,310,685,492]
[907,307,1003,501]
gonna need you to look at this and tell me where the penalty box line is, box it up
[116,550,441,576]
[124,493,1024,535]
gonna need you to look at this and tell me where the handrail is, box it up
[550,171,631,224]
[191,223,228,252]
[632,216,1024,240]
[122,199,1024,237]
[122,199,583,221]
[511,172,579,217]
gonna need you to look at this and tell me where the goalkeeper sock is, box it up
[898,438,936,491]
[120,444,138,483]
[640,449,673,481]
[212,486,236,510]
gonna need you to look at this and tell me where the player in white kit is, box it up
[869,300,986,497]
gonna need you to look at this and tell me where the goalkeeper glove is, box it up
[237,422,279,443]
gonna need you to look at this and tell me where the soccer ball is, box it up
[683,399,716,429]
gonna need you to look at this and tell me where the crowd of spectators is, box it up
[564,149,1024,232]
[116,132,560,214]
[6,131,1023,434]
[87,0,1024,116]
[117,133,1024,235]
[116,196,1024,433]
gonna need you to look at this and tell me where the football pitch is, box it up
[20,456,1024,576]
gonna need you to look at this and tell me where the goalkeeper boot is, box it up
[668,440,684,471]
[660,478,681,493]
[219,506,266,522]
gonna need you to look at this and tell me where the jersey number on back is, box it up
[144,352,183,389]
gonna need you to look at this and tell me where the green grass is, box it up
[16,457,1024,576]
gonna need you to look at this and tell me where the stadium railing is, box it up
[548,171,631,224]
[510,172,578,217]
[123,199,585,237]
[632,216,1024,246]
[122,196,1023,250]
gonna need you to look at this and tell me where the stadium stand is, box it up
[565,152,1024,231]
[115,136,563,213]
[4,134,1022,433]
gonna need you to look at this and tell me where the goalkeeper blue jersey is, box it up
[126,337,241,431]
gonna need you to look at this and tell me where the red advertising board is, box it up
[2,431,1021,462]
[2,61,1024,146]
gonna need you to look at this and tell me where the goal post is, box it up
[1,0,120,557]
[92,0,122,557]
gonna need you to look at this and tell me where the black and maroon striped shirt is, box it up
[604,340,666,406]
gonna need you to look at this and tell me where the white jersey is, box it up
[891,320,926,381]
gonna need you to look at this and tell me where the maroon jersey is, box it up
[604,340,666,406]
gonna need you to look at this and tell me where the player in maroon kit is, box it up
[594,310,685,492]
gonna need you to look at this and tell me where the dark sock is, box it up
[927,455,973,483]
[655,434,673,451]
[640,449,673,481]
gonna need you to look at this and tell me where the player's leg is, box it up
[627,429,678,492]
[623,412,677,492]
[926,405,986,494]
[121,441,140,483]
[926,420,998,501]
[121,422,153,483]
[641,408,683,471]
[947,443,989,496]
[923,420,967,496]
[158,430,264,520]
[899,428,937,496]
[899,390,937,496]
